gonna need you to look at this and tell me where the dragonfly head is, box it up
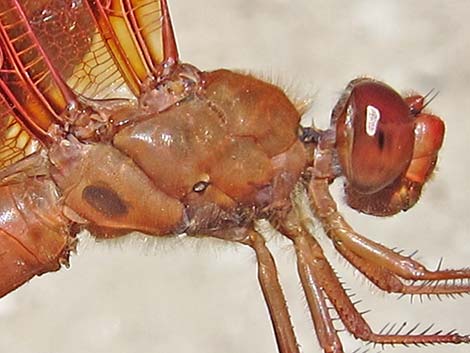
[332,78,445,216]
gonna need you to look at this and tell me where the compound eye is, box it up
[335,79,415,194]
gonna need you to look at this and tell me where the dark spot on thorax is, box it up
[82,185,128,217]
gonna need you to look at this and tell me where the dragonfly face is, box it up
[0,1,469,353]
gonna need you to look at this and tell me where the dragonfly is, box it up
[0,0,470,352]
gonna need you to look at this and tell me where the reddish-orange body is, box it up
[48,68,307,239]
[0,1,469,353]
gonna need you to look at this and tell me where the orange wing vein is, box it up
[0,0,80,166]
[26,0,177,99]
[85,0,177,97]
[0,0,178,168]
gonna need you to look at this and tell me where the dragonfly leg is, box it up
[238,229,301,353]
[281,221,470,348]
[307,178,470,296]
[278,221,344,353]
[207,227,300,353]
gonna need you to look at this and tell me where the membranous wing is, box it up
[28,0,173,99]
[0,0,75,167]
[0,94,38,169]
[0,0,172,167]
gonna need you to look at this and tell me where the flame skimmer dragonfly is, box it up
[0,0,470,352]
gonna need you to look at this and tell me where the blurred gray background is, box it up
[0,1,469,353]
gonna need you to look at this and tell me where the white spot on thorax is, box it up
[134,131,155,144]
[366,105,381,136]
